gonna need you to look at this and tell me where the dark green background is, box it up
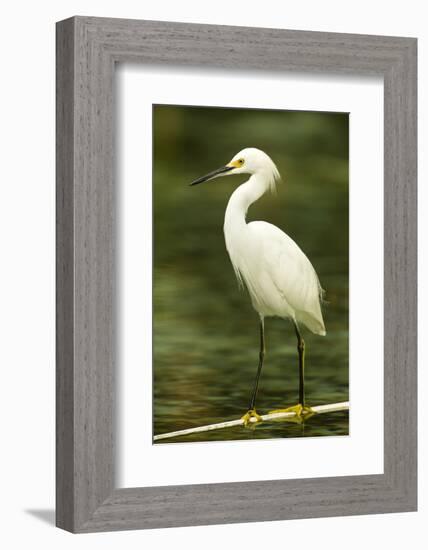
[153,104,349,442]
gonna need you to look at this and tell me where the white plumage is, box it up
[190,147,326,422]
[222,148,325,335]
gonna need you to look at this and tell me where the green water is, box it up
[153,105,349,443]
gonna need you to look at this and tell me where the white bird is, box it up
[190,148,326,426]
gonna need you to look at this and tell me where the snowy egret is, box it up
[190,148,326,426]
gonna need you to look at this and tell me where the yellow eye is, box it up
[228,158,245,168]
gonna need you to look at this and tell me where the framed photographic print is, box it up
[56,16,417,532]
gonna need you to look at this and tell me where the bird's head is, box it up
[190,147,280,192]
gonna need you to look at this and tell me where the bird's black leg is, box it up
[241,317,265,426]
[268,320,314,419]
[248,317,266,410]
[293,320,306,406]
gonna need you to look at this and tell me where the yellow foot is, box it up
[240,408,263,427]
[268,404,315,422]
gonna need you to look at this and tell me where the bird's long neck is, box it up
[224,174,267,233]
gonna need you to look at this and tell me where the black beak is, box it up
[190,165,234,186]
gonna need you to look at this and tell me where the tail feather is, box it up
[296,310,326,336]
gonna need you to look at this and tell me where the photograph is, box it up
[1,3,417,543]
[152,104,349,443]
[0,3,415,540]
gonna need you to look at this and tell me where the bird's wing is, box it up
[249,221,325,331]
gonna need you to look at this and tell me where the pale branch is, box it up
[154,401,349,441]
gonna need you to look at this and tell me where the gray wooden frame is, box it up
[56,16,417,533]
